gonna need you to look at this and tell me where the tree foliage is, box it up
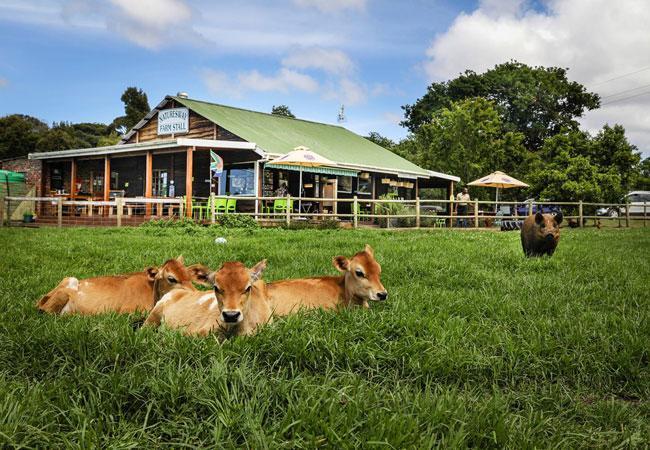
[402,61,600,151]
[271,105,296,118]
[365,132,396,150]
[0,114,48,159]
[110,87,150,134]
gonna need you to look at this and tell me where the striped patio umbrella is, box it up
[468,171,529,211]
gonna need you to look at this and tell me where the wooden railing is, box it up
[1,195,647,229]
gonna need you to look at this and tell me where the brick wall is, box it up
[0,157,43,196]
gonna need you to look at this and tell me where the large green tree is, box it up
[111,87,150,134]
[402,61,600,151]
[0,115,48,159]
[398,97,528,199]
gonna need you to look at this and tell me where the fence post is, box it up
[474,199,479,229]
[415,197,421,229]
[644,202,647,227]
[528,202,533,216]
[353,195,358,228]
[449,199,454,228]
[178,199,184,219]
[210,193,216,224]
[286,194,291,227]
[117,198,123,227]
[254,195,259,222]
[0,197,6,226]
[57,198,63,228]
[625,199,630,228]
[578,201,583,228]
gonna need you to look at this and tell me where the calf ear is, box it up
[535,212,544,224]
[146,267,158,282]
[250,259,267,282]
[188,264,210,285]
[364,244,374,258]
[333,256,350,272]
[176,255,184,265]
[554,212,563,225]
[206,271,217,286]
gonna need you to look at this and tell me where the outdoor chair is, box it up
[273,198,293,214]
[215,197,228,214]
[434,217,446,228]
[226,198,237,213]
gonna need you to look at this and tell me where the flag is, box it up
[210,150,223,176]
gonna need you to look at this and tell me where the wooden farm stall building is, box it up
[26,95,458,217]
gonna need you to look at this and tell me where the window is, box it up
[337,175,353,193]
[357,176,372,195]
[219,166,255,196]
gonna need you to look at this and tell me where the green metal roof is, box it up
[173,96,430,176]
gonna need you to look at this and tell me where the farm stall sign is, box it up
[157,108,189,135]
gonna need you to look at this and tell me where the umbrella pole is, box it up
[298,167,302,215]
[495,187,499,213]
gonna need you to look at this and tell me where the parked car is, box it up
[596,191,650,217]
[516,198,561,217]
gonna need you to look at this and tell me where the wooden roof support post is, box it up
[70,158,77,200]
[145,150,153,216]
[185,146,194,218]
[103,156,110,216]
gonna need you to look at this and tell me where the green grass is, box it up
[0,226,648,448]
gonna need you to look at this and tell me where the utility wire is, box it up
[601,90,650,106]
[591,66,650,87]
[600,82,650,99]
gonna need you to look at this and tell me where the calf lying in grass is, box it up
[268,244,387,316]
[142,260,271,338]
[36,256,209,315]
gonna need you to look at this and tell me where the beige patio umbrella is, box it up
[468,170,529,211]
[267,146,336,214]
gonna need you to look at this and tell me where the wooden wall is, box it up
[125,100,246,144]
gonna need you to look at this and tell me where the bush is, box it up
[139,218,204,234]
[214,214,259,229]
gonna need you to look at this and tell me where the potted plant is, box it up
[23,210,35,223]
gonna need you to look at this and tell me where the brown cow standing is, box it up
[521,212,563,257]
[36,257,210,315]
[142,260,272,338]
[267,244,387,316]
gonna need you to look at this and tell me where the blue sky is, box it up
[0,0,649,154]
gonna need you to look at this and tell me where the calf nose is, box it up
[545,233,554,242]
[222,310,241,323]
[377,291,388,301]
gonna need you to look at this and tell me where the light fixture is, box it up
[389,180,397,186]
[304,183,313,188]
[382,178,392,184]
[359,172,370,179]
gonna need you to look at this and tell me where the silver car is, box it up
[597,191,650,217]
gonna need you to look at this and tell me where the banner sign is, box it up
[210,150,223,176]
[157,108,189,135]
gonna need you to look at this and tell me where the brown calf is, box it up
[521,212,563,257]
[142,260,272,338]
[36,256,210,315]
[267,244,387,316]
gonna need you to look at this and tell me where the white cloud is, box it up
[202,68,319,99]
[282,47,355,75]
[292,0,366,13]
[424,0,650,155]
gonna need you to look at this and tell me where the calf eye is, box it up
[355,269,365,278]
[244,285,252,294]
[167,276,177,283]
[213,285,223,295]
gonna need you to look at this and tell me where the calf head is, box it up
[533,212,563,245]
[209,260,267,326]
[147,256,210,302]
[334,244,387,305]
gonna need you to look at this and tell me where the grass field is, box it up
[0,226,648,448]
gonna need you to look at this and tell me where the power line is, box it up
[600,82,650,99]
[601,90,650,106]
[590,65,650,87]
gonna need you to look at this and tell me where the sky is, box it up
[0,0,649,156]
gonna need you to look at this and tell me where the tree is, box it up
[111,87,150,134]
[271,105,295,118]
[0,114,48,159]
[365,132,395,150]
[402,97,528,199]
[402,61,600,151]
[588,124,641,192]
[34,128,77,152]
[637,157,650,191]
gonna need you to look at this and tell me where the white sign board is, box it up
[157,108,189,135]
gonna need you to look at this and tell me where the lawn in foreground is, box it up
[0,226,648,448]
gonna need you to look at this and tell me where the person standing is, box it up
[456,187,470,227]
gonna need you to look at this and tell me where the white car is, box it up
[597,191,650,217]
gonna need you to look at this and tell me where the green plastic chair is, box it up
[353,202,369,219]
[215,197,227,214]
[183,196,204,220]
[226,198,237,213]
[273,198,293,214]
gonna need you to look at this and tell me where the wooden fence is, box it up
[1,195,647,229]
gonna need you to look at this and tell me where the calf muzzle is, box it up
[222,310,241,323]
